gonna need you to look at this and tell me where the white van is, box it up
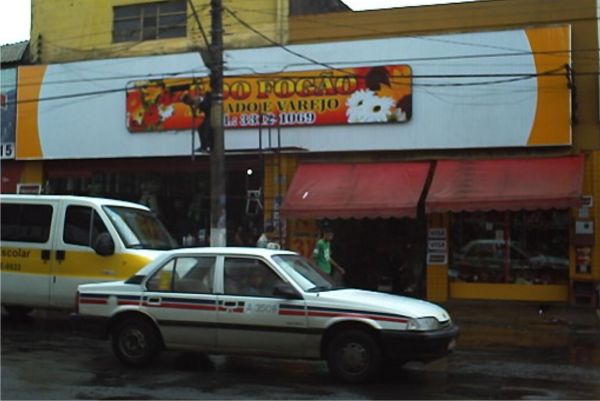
[0,195,177,316]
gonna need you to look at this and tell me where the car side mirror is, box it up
[93,233,115,256]
[273,283,302,300]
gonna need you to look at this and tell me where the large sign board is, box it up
[125,65,412,132]
[16,25,571,160]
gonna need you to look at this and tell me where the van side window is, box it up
[1,203,53,243]
[64,206,110,247]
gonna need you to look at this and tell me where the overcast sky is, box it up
[0,0,477,46]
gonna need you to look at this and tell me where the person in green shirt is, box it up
[313,229,346,279]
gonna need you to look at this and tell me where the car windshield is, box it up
[272,254,340,292]
[103,205,177,250]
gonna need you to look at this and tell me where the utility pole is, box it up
[209,0,226,246]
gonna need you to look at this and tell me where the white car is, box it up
[72,247,459,383]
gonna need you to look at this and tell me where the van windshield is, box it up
[103,206,176,250]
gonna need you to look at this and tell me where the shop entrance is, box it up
[327,218,421,295]
[44,157,262,247]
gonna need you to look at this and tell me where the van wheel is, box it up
[4,305,32,318]
[111,317,160,366]
[327,329,382,383]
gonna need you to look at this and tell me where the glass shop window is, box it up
[449,210,570,285]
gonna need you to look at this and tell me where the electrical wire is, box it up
[223,6,346,74]
[6,2,595,103]
[227,2,600,63]
[7,63,578,107]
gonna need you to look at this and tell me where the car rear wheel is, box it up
[111,317,160,366]
[327,329,382,383]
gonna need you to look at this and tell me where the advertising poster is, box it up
[126,65,412,132]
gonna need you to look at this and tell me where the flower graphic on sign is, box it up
[345,66,412,124]
[346,90,394,123]
[158,104,174,121]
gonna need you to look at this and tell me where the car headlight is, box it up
[407,317,442,331]
[417,317,441,330]
[407,318,420,330]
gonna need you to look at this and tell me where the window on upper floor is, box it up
[113,0,187,43]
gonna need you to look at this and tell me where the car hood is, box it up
[310,289,451,321]
[78,280,137,293]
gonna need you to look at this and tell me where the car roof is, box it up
[167,247,297,257]
[133,247,299,276]
[0,194,150,210]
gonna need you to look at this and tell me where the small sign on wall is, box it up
[17,183,42,195]
[427,227,448,265]
[427,252,448,265]
[428,228,447,239]
[581,195,593,208]
[428,239,447,251]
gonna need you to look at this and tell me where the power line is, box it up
[40,11,199,57]
[223,6,345,74]
[14,4,594,90]
[8,5,594,98]
[231,3,599,60]
[15,45,585,89]
[8,64,583,106]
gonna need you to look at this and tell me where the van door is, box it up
[50,204,122,309]
[0,200,60,309]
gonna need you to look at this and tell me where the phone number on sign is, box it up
[225,112,317,128]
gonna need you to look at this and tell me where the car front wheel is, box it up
[327,329,382,383]
[111,317,160,366]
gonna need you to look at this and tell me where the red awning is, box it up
[426,155,585,213]
[281,162,431,219]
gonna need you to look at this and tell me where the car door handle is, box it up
[146,297,162,306]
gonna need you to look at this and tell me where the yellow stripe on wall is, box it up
[450,283,568,302]
[526,26,571,146]
[16,66,47,159]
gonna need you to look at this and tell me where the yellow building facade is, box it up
[30,0,288,64]
[8,0,600,305]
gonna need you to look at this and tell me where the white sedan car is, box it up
[72,248,458,383]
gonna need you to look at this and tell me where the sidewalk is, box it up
[442,299,600,333]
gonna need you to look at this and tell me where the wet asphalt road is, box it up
[2,305,600,400]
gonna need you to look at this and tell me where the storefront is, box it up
[279,154,586,302]
[41,157,263,246]
[280,161,431,294]
[9,23,597,304]
[426,155,585,302]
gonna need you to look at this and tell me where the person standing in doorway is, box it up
[313,228,346,283]
[256,225,280,249]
